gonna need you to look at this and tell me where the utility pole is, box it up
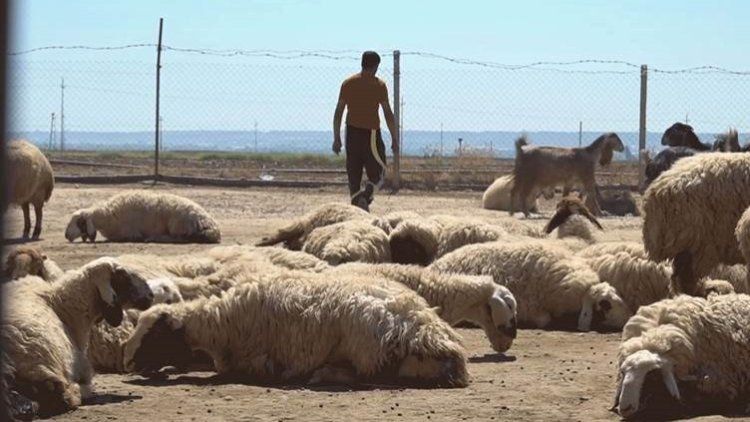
[440,122,444,156]
[578,121,583,147]
[60,78,65,152]
[154,17,164,179]
[159,115,164,152]
[48,112,56,151]
[685,112,689,124]
[254,120,258,153]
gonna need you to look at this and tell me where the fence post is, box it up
[154,17,164,180]
[638,64,648,191]
[392,50,401,190]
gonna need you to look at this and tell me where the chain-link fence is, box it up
[7,46,750,190]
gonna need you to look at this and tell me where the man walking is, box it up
[332,50,399,211]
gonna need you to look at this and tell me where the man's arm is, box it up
[332,99,345,155]
[381,100,399,155]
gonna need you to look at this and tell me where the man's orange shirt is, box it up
[338,72,388,130]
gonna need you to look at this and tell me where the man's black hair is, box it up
[361,51,381,69]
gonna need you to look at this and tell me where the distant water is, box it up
[8,129,701,160]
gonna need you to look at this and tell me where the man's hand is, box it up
[332,138,342,155]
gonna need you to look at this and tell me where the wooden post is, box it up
[393,50,401,190]
[154,18,164,180]
[638,64,648,191]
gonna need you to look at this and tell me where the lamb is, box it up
[430,240,624,331]
[4,139,54,239]
[302,220,391,265]
[326,262,517,353]
[3,245,64,282]
[735,204,750,281]
[510,132,624,216]
[63,190,221,243]
[124,271,469,388]
[255,202,383,249]
[613,294,750,419]
[1,257,153,416]
[642,153,750,295]
[481,174,554,213]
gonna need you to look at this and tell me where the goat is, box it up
[509,132,624,217]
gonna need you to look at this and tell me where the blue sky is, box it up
[8,1,750,145]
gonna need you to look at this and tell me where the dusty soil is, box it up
[2,184,729,421]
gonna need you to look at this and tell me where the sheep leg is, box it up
[308,364,356,385]
[31,203,43,239]
[582,183,603,216]
[21,203,31,239]
[27,374,80,416]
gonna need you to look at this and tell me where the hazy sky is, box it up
[8,1,750,141]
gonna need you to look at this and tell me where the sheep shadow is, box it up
[2,237,42,245]
[82,393,143,407]
[124,373,449,392]
[468,353,516,364]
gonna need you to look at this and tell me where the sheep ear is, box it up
[544,207,571,234]
[93,260,124,326]
[578,205,604,231]
[577,296,594,332]
[86,218,97,242]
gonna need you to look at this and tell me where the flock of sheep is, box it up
[2,124,750,420]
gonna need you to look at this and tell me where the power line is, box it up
[6,44,750,75]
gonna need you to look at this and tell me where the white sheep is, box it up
[255,202,384,249]
[735,205,750,286]
[301,220,391,265]
[123,271,469,387]
[614,294,750,419]
[1,257,153,416]
[707,264,748,294]
[482,174,553,213]
[642,153,750,295]
[430,240,620,330]
[64,190,221,243]
[4,139,54,239]
[326,262,518,353]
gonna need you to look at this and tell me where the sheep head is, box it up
[599,133,625,166]
[64,210,97,243]
[123,308,193,375]
[614,349,681,419]
[711,128,740,152]
[4,246,46,280]
[85,257,154,326]
[485,285,517,353]
[544,196,603,234]
[661,122,707,150]
[146,277,184,305]
[578,282,631,332]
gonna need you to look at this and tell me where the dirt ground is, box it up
[1,184,730,421]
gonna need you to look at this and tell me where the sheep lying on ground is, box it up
[3,245,64,282]
[510,132,624,216]
[389,218,443,265]
[124,271,469,388]
[302,220,391,265]
[613,294,750,419]
[735,205,750,281]
[707,264,748,294]
[596,187,640,216]
[430,240,621,331]
[64,190,221,243]
[642,153,750,296]
[482,174,553,213]
[4,139,54,239]
[326,263,517,353]
[1,257,153,417]
[88,278,183,373]
[255,202,386,249]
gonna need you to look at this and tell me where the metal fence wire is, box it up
[7,45,750,190]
